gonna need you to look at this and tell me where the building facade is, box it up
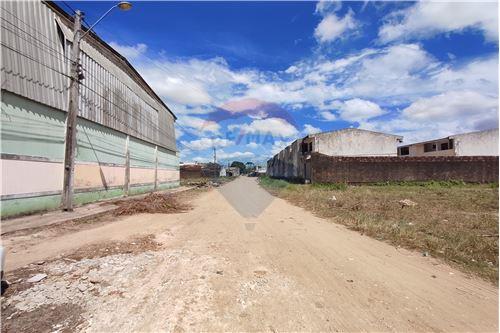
[397,129,499,157]
[267,128,402,182]
[1,1,179,217]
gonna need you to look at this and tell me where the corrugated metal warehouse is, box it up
[0,1,179,217]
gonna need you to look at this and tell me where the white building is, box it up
[398,129,499,157]
[267,128,403,181]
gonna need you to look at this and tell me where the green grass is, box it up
[260,177,499,284]
[259,176,295,189]
[311,182,348,191]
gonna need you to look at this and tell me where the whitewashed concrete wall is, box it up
[452,129,499,156]
[313,129,402,156]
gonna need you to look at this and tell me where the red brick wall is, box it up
[311,153,499,183]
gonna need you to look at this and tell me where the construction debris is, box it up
[26,274,47,283]
[113,193,191,216]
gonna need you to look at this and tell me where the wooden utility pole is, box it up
[61,10,83,211]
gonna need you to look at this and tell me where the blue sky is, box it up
[64,1,498,165]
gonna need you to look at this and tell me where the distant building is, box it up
[180,164,202,179]
[267,128,403,181]
[180,163,221,179]
[219,167,227,177]
[398,129,499,157]
[226,167,240,177]
[201,163,221,178]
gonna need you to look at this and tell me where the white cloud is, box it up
[314,11,358,43]
[402,90,498,124]
[337,98,385,122]
[112,37,497,147]
[246,142,259,149]
[188,156,212,163]
[270,139,293,156]
[177,116,220,134]
[360,90,498,144]
[320,111,337,121]
[175,126,185,139]
[169,103,214,115]
[303,124,321,135]
[217,150,255,160]
[109,42,147,59]
[315,0,342,14]
[180,137,233,151]
[378,2,498,43]
[229,118,299,138]
[137,57,256,107]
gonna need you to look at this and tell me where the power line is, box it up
[0,6,64,50]
[60,1,76,15]
[0,42,71,82]
[1,19,73,64]
[1,5,199,154]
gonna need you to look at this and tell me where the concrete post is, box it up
[154,145,158,191]
[124,135,130,196]
[61,10,83,211]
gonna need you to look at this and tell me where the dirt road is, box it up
[2,177,498,332]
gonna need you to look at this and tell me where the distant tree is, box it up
[231,161,246,174]
[245,161,256,173]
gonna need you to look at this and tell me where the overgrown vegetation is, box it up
[260,176,499,283]
[259,176,292,189]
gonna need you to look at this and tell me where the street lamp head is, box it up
[117,1,132,11]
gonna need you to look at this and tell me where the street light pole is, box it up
[61,10,83,211]
[61,2,132,211]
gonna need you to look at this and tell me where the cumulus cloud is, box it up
[109,42,147,59]
[314,11,358,43]
[116,32,497,148]
[177,116,220,134]
[180,137,233,151]
[319,111,337,121]
[360,90,498,144]
[337,98,386,122]
[270,139,293,156]
[217,150,255,160]
[402,90,498,124]
[246,142,260,149]
[229,117,299,138]
[303,124,321,135]
[315,0,342,15]
[378,2,498,43]
[137,57,256,107]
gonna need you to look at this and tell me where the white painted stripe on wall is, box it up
[1,159,64,196]
[1,158,180,197]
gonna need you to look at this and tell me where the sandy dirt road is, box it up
[2,177,498,332]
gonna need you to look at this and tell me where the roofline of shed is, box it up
[44,1,177,121]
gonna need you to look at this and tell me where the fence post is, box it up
[154,145,158,191]
[124,135,130,196]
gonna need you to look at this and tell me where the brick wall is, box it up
[311,153,499,183]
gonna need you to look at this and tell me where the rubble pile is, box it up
[113,193,191,216]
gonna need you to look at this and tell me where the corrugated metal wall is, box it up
[0,1,176,151]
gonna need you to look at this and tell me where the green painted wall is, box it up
[1,91,66,160]
[76,118,127,165]
[1,180,180,218]
[1,91,180,218]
